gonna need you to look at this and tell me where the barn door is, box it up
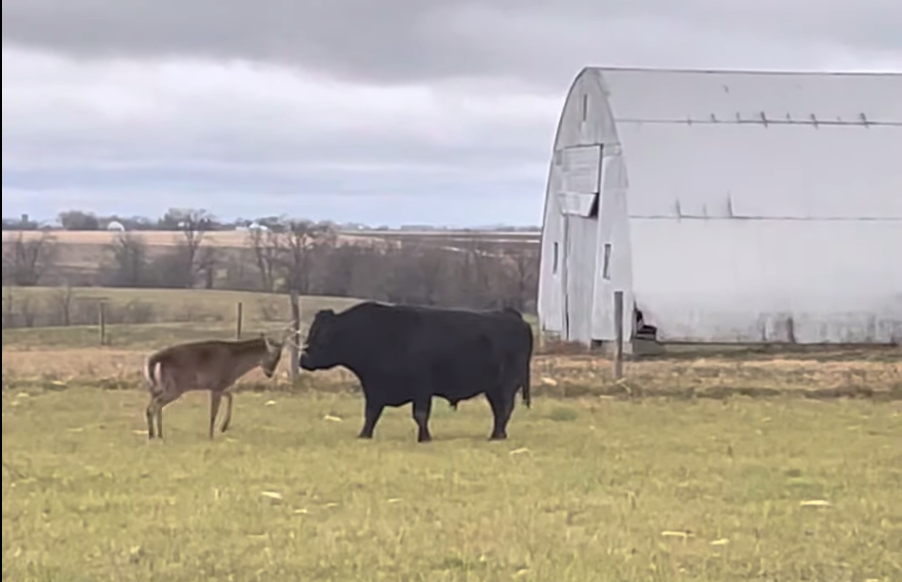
[555,144,602,344]
[561,219,571,339]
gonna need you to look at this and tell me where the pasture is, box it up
[3,388,901,581]
[3,287,901,580]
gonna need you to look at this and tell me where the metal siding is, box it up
[539,67,902,345]
[563,214,598,344]
[630,218,902,343]
[591,153,635,342]
[618,122,901,219]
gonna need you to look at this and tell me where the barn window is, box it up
[602,243,612,280]
[553,242,559,274]
[581,94,588,121]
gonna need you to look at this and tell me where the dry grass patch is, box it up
[3,347,899,401]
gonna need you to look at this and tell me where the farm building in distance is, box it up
[537,67,902,349]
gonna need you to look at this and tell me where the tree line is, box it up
[2,211,540,327]
[2,208,541,234]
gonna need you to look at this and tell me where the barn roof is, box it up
[573,66,902,220]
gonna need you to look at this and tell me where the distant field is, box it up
[3,387,901,581]
[2,286,361,348]
[4,229,384,248]
[2,229,539,274]
[5,228,540,248]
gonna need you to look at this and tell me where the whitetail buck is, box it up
[142,331,290,440]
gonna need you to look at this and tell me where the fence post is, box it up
[98,301,107,346]
[235,302,243,339]
[613,290,624,380]
[289,290,301,383]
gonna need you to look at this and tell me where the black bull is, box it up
[299,302,534,442]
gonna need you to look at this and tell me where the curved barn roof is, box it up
[539,67,902,344]
[579,66,901,219]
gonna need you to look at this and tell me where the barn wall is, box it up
[631,218,902,343]
[540,67,902,345]
[590,151,635,342]
[537,68,630,343]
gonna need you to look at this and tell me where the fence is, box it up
[3,287,628,381]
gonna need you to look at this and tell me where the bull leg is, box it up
[486,392,512,440]
[220,391,234,433]
[412,397,433,443]
[209,391,223,439]
[358,401,384,439]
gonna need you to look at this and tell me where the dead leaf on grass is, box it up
[661,530,694,540]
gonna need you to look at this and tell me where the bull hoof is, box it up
[358,433,374,439]
[489,433,507,441]
[417,434,433,443]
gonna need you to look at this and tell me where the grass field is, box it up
[3,286,902,580]
[3,388,901,581]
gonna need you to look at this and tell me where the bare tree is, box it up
[1,285,14,328]
[247,227,280,292]
[460,239,497,308]
[505,248,540,312]
[196,246,221,290]
[275,221,335,293]
[103,232,149,287]
[1,231,58,286]
[151,209,216,289]
[176,210,214,288]
[50,283,75,326]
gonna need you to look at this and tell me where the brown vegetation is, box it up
[3,218,539,314]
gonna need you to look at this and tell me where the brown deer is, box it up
[142,331,291,440]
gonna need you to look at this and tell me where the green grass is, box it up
[3,388,900,581]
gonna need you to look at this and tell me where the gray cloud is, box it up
[3,1,900,226]
[4,0,900,87]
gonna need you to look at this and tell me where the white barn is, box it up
[537,67,902,348]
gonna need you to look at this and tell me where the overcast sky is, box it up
[3,1,901,227]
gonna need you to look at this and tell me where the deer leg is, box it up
[153,393,180,441]
[220,391,234,433]
[154,398,164,440]
[146,396,156,439]
[209,392,223,439]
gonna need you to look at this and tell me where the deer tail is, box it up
[142,357,163,393]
